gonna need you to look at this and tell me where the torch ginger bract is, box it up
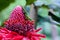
[0,6,46,40]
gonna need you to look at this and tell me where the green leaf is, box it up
[14,0,26,6]
[39,0,53,5]
[38,7,49,18]
[26,0,36,5]
[0,0,26,11]
[0,0,26,26]
[54,11,60,17]
[0,0,15,11]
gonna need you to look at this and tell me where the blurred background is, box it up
[0,0,60,40]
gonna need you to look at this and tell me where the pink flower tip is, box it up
[14,5,23,11]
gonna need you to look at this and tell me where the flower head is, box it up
[4,6,34,35]
[0,6,46,40]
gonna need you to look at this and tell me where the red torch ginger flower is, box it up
[0,6,46,40]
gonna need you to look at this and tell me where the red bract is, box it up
[0,6,46,40]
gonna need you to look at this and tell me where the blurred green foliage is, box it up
[39,0,52,5]
[0,0,15,11]
[26,0,36,5]
[38,7,49,18]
